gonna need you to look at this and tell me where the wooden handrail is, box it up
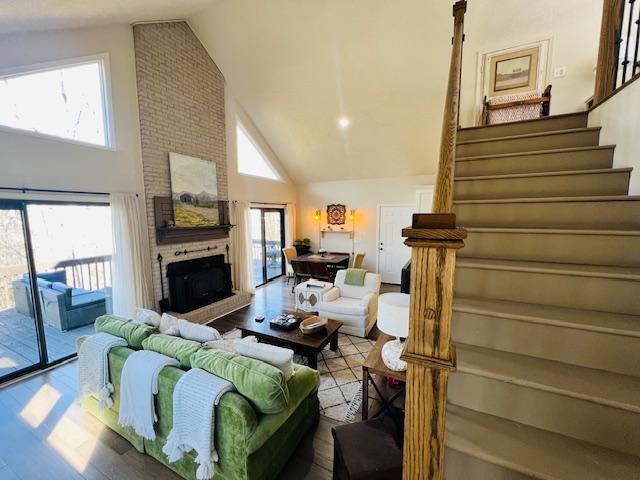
[401,2,467,479]
[594,0,626,104]
[432,0,467,213]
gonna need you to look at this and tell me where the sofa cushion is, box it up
[319,296,368,316]
[95,315,156,349]
[178,319,221,343]
[71,291,106,308]
[159,312,180,336]
[233,340,295,381]
[246,364,320,454]
[135,308,161,327]
[191,349,289,414]
[142,333,202,368]
[50,282,70,293]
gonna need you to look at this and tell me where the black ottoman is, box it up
[331,416,403,480]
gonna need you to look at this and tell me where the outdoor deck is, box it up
[0,308,93,377]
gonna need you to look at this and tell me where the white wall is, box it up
[225,90,297,205]
[588,79,640,195]
[0,24,143,194]
[459,0,602,127]
[296,175,435,274]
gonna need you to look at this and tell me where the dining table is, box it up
[290,252,350,267]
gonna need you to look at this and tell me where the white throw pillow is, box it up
[178,319,222,343]
[234,340,295,381]
[159,313,181,336]
[134,308,161,327]
[204,335,257,352]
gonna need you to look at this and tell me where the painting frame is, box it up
[326,204,346,225]
[489,46,540,96]
[169,152,219,228]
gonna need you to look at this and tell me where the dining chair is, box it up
[290,259,312,292]
[308,261,332,282]
[282,246,297,284]
[353,252,365,269]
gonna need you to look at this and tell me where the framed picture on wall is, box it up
[169,152,219,227]
[474,39,550,124]
[489,46,539,96]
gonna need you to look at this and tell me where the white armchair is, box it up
[317,270,382,337]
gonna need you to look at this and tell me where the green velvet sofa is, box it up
[78,336,320,480]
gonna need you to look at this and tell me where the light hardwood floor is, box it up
[0,276,400,480]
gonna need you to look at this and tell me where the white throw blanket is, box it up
[118,350,179,440]
[163,368,235,480]
[78,332,127,411]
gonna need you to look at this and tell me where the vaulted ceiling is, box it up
[190,0,453,184]
[0,0,217,33]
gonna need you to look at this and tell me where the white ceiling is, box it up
[0,0,218,33]
[190,0,453,184]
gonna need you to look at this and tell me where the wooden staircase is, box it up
[443,112,640,478]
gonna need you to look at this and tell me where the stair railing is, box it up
[401,1,467,479]
[594,0,640,104]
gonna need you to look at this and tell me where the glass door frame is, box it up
[0,197,109,385]
[252,207,286,287]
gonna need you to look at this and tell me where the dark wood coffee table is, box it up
[236,311,343,369]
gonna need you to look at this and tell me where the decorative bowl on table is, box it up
[299,316,328,335]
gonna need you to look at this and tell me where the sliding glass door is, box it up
[27,204,112,363]
[0,204,43,380]
[0,200,112,384]
[250,208,285,287]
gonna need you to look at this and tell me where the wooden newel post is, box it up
[401,1,467,479]
[401,215,466,479]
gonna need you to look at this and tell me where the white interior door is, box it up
[377,204,415,284]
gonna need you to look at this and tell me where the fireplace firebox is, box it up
[166,254,233,313]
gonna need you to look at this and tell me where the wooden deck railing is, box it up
[594,0,640,104]
[401,1,467,479]
[54,255,112,291]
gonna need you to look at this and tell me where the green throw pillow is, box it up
[190,349,289,414]
[142,333,202,368]
[95,315,156,349]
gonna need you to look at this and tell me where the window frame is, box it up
[235,117,282,182]
[0,53,116,150]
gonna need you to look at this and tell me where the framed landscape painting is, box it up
[169,152,219,227]
[489,46,540,96]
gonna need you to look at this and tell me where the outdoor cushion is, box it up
[95,314,156,349]
[318,296,368,316]
[191,348,290,414]
[36,278,52,289]
[50,282,70,293]
[142,333,202,368]
[71,291,106,307]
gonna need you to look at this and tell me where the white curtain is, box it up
[285,203,296,247]
[110,193,154,318]
[230,200,255,294]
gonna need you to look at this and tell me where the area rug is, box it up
[222,329,374,422]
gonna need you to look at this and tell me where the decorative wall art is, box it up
[169,152,219,227]
[488,46,541,97]
[326,204,346,225]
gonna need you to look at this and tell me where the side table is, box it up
[294,280,333,313]
[362,333,406,420]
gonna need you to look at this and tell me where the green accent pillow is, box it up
[95,315,156,349]
[191,349,290,414]
[142,333,202,368]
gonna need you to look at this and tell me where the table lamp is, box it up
[377,292,410,371]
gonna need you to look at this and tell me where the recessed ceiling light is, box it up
[338,117,351,129]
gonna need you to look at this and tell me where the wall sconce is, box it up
[349,209,355,221]
[314,209,321,221]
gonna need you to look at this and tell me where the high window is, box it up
[236,120,280,180]
[0,56,112,147]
